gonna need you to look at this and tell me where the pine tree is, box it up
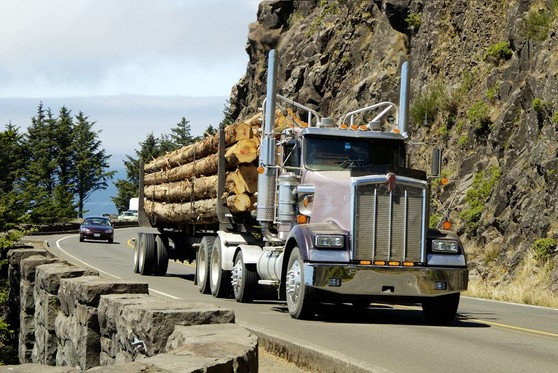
[170,117,194,147]
[0,124,27,229]
[72,112,115,218]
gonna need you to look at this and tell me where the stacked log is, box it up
[143,113,263,224]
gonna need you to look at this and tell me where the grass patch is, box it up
[466,250,558,308]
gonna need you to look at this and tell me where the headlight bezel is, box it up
[315,234,345,249]
[431,239,459,253]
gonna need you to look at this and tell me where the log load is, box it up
[143,110,306,225]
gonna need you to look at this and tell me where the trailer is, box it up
[133,50,468,323]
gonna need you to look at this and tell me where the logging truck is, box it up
[133,50,468,323]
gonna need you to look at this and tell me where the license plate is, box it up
[94,233,100,237]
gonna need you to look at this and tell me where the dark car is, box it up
[79,216,114,243]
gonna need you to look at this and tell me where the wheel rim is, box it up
[210,249,220,288]
[198,248,207,280]
[133,244,139,270]
[232,256,243,295]
[286,259,302,306]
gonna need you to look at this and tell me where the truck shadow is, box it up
[270,302,489,328]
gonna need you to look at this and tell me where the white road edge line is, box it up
[56,235,120,279]
[55,235,181,300]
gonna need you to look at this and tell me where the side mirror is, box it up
[431,148,442,177]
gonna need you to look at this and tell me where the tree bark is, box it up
[226,193,256,213]
[144,113,261,173]
[144,198,219,224]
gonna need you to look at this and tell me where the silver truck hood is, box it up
[301,170,352,231]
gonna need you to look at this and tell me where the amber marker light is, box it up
[392,128,401,134]
[296,215,308,224]
[388,261,401,266]
[442,220,452,230]
[359,260,372,265]
[257,165,265,174]
[339,123,348,129]
[303,196,310,207]
[359,124,368,131]
[440,178,449,186]
[374,260,386,265]
[403,261,415,267]
[350,124,359,130]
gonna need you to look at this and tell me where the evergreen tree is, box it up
[170,117,194,147]
[203,124,217,138]
[72,112,115,218]
[53,106,77,219]
[112,133,162,213]
[21,104,61,223]
[0,124,27,229]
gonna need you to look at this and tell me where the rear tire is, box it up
[286,247,316,319]
[154,235,169,276]
[138,233,155,275]
[232,250,258,303]
[196,236,214,294]
[422,293,460,325]
[210,237,232,298]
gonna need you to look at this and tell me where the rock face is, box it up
[229,0,558,294]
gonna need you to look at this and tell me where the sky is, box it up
[0,0,260,215]
[0,0,259,152]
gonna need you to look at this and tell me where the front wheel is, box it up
[132,234,141,273]
[232,250,258,303]
[422,293,460,325]
[196,236,214,294]
[285,247,316,319]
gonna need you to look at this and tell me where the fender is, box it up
[215,231,249,271]
[285,221,350,262]
[234,244,264,265]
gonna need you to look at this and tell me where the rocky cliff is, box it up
[229,0,558,303]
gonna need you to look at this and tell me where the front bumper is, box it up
[305,263,468,297]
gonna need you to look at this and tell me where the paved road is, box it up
[28,228,558,373]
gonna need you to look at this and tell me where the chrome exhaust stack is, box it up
[257,49,278,225]
[398,60,411,138]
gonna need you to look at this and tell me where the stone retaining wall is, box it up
[3,246,258,372]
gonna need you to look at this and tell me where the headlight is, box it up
[81,228,91,234]
[106,229,113,234]
[432,239,459,253]
[315,235,344,248]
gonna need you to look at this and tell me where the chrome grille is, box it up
[353,180,426,262]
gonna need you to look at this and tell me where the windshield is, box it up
[304,135,406,171]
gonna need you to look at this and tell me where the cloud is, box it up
[0,0,259,97]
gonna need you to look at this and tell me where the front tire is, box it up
[286,247,316,319]
[210,237,232,298]
[196,236,214,294]
[422,293,460,325]
[232,250,258,303]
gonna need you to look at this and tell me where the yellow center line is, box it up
[394,304,558,338]
[466,318,558,338]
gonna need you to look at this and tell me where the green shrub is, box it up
[406,12,421,29]
[483,42,513,64]
[519,5,556,42]
[532,238,557,263]
[467,101,492,136]
[532,98,551,113]
[410,89,440,127]
[487,86,500,101]
[460,166,501,234]
[552,111,558,124]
